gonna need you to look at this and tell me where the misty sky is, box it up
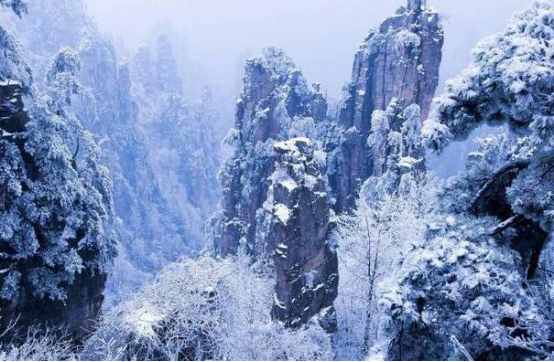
[85,0,533,100]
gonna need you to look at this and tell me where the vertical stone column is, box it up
[263,138,338,331]
[328,0,443,213]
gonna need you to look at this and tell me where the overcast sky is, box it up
[85,0,533,98]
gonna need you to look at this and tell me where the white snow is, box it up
[313,283,325,292]
[304,270,316,288]
[314,149,327,165]
[291,318,302,326]
[274,203,291,224]
[0,79,20,86]
[255,107,271,119]
[398,156,421,170]
[126,305,163,337]
[304,175,318,189]
[271,169,298,192]
[274,294,286,309]
[1,129,14,137]
[446,215,456,226]
[280,178,298,192]
[274,137,311,153]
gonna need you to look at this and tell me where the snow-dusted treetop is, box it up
[0,26,33,89]
[246,47,297,83]
[426,0,554,153]
[0,0,27,18]
[44,47,82,114]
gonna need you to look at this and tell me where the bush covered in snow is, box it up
[83,254,333,361]
[334,171,439,360]
[0,329,76,361]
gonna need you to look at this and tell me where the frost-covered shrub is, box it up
[400,104,424,159]
[84,255,333,361]
[427,1,554,151]
[380,215,550,361]
[0,25,32,89]
[334,173,439,360]
[380,131,554,360]
[0,329,76,361]
[423,0,554,262]
[366,99,426,192]
[394,29,421,56]
[43,47,82,114]
[11,56,114,300]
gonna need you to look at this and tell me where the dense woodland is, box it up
[0,0,553,360]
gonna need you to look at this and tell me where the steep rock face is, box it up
[78,31,120,134]
[261,138,338,331]
[328,0,443,213]
[154,34,183,95]
[130,37,221,254]
[214,47,327,257]
[77,33,179,269]
[0,82,28,133]
[213,49,338,330]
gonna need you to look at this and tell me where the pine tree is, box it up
[0,9,116,339]
[0,22,32,89]
[382,3,554,359]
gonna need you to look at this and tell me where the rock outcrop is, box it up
[213,48,338,330]
[0,82,28,134]
[214,47,327,257]
[327,0,443,213]
[261,138,338,331]
[212,0,444,332]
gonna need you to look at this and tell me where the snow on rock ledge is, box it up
[213,47,327,257]
[327,0,443,213]
[261,137,339,332]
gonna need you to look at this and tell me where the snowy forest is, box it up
[0,0,553,360]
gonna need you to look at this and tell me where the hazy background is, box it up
[85,0,533,99]
[85,0,534,176]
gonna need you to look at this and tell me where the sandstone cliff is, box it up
[212,48,338,330]
[328,0,443,213]
[214,47,327,257]
[261,138,338,331]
